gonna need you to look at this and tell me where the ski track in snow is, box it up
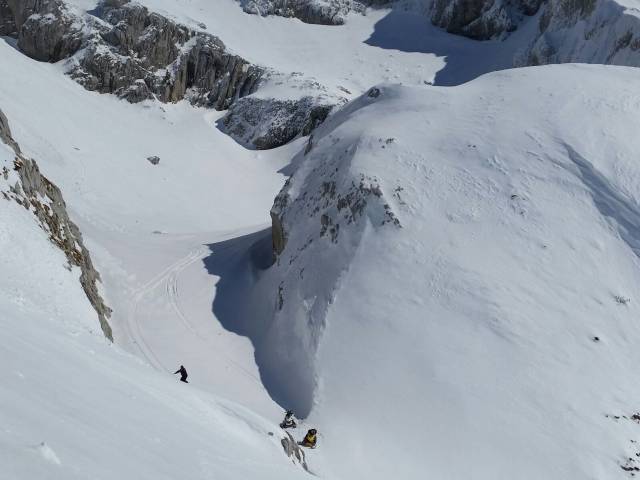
[126,246,208,372]
[125,241,264,388]
[166,247,210,341]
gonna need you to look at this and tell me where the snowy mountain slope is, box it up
[0,108,113,339]
[247,64,640,479]
[0,31,305,419]
[0,114,309,480]
[64,0,453,91]
[5,0,640,479]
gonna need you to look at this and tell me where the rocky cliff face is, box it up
[238,0,389,25]
[0,0,263,109]
[0,109,113,340]
[1,0,84,61]
[517,0,640,67]
[0,0,333,148]
[427,0,640,64]
[222,96,335,149]
[429,0,544,39]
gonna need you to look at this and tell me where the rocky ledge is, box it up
[0,0,263,109]
[222,95,335,150]
[0,108,113,340]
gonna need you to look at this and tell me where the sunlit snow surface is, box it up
[3,1,640,479]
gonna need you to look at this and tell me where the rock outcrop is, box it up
[1,0,338,146]
[0,0,84,61]
[280,432,308,471]
[429,0,544,39]
[238,0,388,25]
[516,0,640,67]
[0,0,263,109]
[0,108,113,340]
[222,96,335,149]
[427,0,640,64]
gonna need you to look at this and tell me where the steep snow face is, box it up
[262,65,640,479]
[0,133,308,480]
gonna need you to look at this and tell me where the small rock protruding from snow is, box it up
[280,432,308,471]
[35,442,61,466]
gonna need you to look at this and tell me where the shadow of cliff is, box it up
[364,10,514,86]
[202,228,312,416]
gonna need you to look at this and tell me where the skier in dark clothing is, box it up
[173,365,188,383]
[280,410,297,429]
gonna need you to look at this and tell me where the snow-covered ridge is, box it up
[254,65,640,479]
[0,108,112,339]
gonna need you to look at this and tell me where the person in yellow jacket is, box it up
[300,429,317,448]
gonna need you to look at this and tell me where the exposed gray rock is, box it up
[1,0,263,110]
[271,183,289,257]
[280,432,308,471]
[238,0,387,25]
[429,0,544,39]
[120,79,154,103]
[0,0,84,61]
[77,2,263,109]
[0,108,113,340]
[67,1,263,109]
[515,0,640,66]
[0,109,19,154]
[222,96,334,149]
[147,155,160,165]
[428,0,640,64]
[0,0,16,36]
